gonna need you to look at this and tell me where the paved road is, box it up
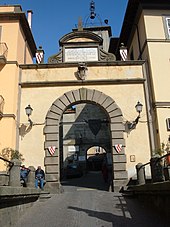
[14,172,169,227]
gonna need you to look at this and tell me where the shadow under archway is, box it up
[61,170,111,191]
[60,103,113,192]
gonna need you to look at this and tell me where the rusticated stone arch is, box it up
[44,88,127,193]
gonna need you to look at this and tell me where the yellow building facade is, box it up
[0,6,36,169]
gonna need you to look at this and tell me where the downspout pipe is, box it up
[142,62,156,156]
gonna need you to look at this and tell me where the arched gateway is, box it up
[44,88,127,193]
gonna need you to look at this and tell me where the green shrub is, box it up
[0,147,24,169]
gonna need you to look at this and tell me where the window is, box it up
[64,105,76,114]
[166,118,170,131]
[163,16,170,39]
[165,17,170,38]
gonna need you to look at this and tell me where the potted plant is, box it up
[152,142,165,157]
[151,143,166,182]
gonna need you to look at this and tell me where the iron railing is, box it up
[138,153,170,170]
[136,153,170,185]
[0,156,14,171]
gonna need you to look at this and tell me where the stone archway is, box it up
[44,88,127,193]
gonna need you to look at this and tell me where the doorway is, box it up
[60,103,113,191]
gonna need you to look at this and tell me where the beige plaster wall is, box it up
[0,118,16,149]
[21,65,143,83]
[129,12,147,60]
[0,6,16,13]
[144,9,170,148]
[128,11,150,65]
[129,31,139,60]
[143,9,170,39]
[138,12,147,49]
[0,21,33,63]
[147,42,170,101]
[0,117,17,170]
[17,24,33,64]
[157,109,170,147]
[129,8,170,155]
[0,65,19,113]
[25,44,33,64]
[0,11,34,169]
[19,65,150,178]
[0,64,20,169]
[17,25,26,63]
[143,9,170,101]
[0,22,19,60]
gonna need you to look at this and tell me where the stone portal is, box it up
[44,88,127,193]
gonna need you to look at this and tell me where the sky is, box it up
[1,0,128,62]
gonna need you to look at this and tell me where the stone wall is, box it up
[0,187,45,227]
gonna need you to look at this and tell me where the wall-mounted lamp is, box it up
[127,101,143,130]
[25,104,33,125]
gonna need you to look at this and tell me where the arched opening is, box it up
[44,88,127,193]
[60,102,111,184]
[87,146,106,171]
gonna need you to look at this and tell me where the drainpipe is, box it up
[142,62,156,156]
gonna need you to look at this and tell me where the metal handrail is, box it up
[138,153,170,170]
[0,157,31,170]
[135,153,170,185]
[0,156,14,171]
[157,152,170,161]
[0,156,13,164]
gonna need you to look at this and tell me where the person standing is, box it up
[35,166,45,190]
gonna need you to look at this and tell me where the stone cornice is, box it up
[154,102,170,108]
[59,30,103,45]
[6,61,19,66]
[20,60,145,69]
[20,78,145,88]
[0,113,16,119]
